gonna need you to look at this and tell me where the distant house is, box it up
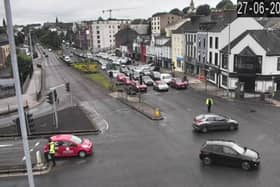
[129,19,150,35]
[115,27,138,56]
[0,33,10,70]
[151,12,182,36]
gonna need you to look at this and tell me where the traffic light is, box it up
[139,75,143,85]
[65,82,70,92]
[53,89,58,102]
[25,112,34,126]
[47,91,54,104]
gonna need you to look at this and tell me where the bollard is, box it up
[154,108,161,118]
[36,151,44,168]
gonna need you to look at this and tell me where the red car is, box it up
[44,134,93,158]
[131,80,147,92]
[116,73,126,82]
[170,78,188,89]
[123,76,133,85]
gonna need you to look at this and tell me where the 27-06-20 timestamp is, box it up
[237,0,280,17]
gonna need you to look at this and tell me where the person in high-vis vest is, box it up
[48,138,56,166]
[205,97,214,113]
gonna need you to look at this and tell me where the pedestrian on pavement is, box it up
[205,97,214,113]
[182,75,187,82]
[48,138,56,166]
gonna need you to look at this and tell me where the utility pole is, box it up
[227,23,231,97]
[4,0,35,187]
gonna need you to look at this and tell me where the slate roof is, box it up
[256,17,280,29]
[221,30,280,56]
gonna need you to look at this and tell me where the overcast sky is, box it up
[0,0,228,25]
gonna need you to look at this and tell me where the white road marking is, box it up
[0,144,13,148]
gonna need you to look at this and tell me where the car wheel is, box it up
[203,157,212,165]
[241,161,251,170]
[201,127,208,133]
[79,151,86,158]
[229,124,236,131]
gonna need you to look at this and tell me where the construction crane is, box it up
[102,7,138,19]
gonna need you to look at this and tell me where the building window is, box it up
[198,39,201,48]
[194,35,196,43]
[203,38,206,48]
[278,58,280,71]
[203,56,205,63]
[209,71,215,81]
[198,54,201,62]
[118,25,120,29]
[97,31,100,34]
[222,53,228,69]
[215,37,219,49]
[194,47,196,58]
[209,52,212,64]
[215,53,218,66]
[97,40,100,44]
[109,35,111,38]
[191,35,193,43]
[97,36,100,39]
[158,27,160,30]
[98,45,101,48]
[209,37,213,48]
[96,26,99,29]
[222,75,228,86]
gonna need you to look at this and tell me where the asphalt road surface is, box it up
[1,51,280,187]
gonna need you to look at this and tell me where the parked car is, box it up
[200,140,260,170]
[193,114,239,133]
[143,76,154,86]
[116,73,126,82]
[153,80,169,91]
[133,72,140,80]
[151,71,161,81]
[131,81,147,92]
[170,78,188,89]
[123,76,133,85]
[160,73,172,84]
[44,134,93,158]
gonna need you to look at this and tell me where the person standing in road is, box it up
[205,97,214,113]
[48,138,56,166]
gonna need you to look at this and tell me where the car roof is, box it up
[205,140,237,148]
[51,134,72,141]
[197,114,226,118]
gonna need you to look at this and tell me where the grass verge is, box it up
[87,73,114,90]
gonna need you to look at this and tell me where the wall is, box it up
[172,33,186,72]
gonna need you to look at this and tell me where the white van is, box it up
[160,73,172,84]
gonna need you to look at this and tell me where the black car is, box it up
[199,140,260,170]
[193,114,239,133]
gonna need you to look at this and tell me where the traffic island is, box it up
[0,150,51,178]
[111,92,163,120]
[0,106,100,138]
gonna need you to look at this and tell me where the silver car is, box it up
[193,114,239,133]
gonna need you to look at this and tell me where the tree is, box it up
[196,4,211,16]
[170,8,183,16]
[182,7,190,14]
[15,32,25,46]
[216,0,234,10]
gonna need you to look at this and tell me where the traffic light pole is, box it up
[52,90,58,128]
[4,0,35,187]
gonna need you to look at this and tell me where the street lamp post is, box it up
[4,0,35,187]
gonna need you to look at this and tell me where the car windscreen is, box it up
[196,115,205,120]
[71,135,83,144]
[232,144,244,154]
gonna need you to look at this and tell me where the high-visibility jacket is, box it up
[49,142,55,154]
[206,98,213,105]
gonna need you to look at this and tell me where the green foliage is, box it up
[72,62,98,73]
[170,8,183,16]
[196,4,211,16]
[15,32,25,46]
[87,73,114,90]
[34,28,62,50]
[182,7,190,14]
[216,0,234,10]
